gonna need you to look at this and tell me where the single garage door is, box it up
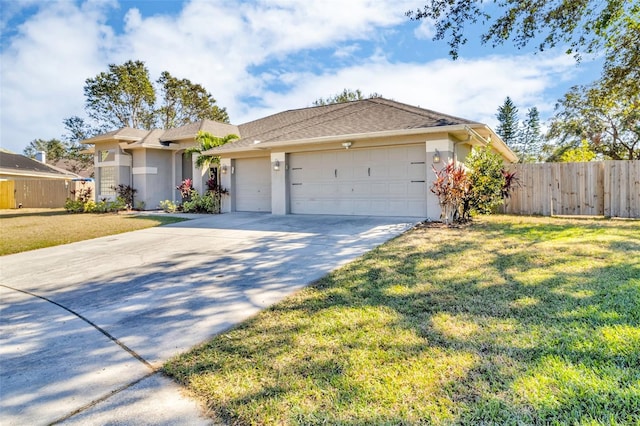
[289,145,427,217]
[235,157,271,212]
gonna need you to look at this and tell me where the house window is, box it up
[99,149,115,162]
[100,166,116,196]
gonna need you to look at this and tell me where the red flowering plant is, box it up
[176,178,194,202]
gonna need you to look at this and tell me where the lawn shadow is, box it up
[169,218,640,424]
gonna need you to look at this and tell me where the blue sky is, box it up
[1,0,603,154]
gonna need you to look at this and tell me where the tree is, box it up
[546,83,640,160]
[559,140,597,162]
[599,4,639,97]
[156,71,229,128]
[62,116,102,170]
[495,97,520,153]
[63,116,105,144]
[186,131,239,172]
[407,1,630,62]
[312,88,382,106]
[23,139,67,162]
[518,107,543,163]
[84,60,156,130]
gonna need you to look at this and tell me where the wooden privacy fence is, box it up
[504,160,640,218]
[0,180,95,209]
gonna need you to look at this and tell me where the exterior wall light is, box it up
[273,160,280,171]
[342,141,352,149]
[433,149,441,164]
[221,165,228,174]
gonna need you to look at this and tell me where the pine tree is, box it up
[518,107,543,162]
[495,97,520,156]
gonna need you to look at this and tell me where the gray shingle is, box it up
[159,120,239,142]
[218,98,478,151]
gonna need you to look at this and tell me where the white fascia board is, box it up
[208,124,476,155]
[0,171,74,179]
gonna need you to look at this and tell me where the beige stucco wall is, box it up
[131,149,173,209]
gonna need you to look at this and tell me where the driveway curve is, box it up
[0,213,417,425]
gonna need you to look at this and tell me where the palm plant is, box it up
[185,131,239,174]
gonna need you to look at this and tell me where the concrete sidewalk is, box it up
[0,213,417,425]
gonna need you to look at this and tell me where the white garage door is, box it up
[289,145,427,217]
[235,157,271,212]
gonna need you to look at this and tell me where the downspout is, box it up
[459,125,491,163]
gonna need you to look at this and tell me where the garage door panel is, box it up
[290,145,426,217]
[235,158,271,212]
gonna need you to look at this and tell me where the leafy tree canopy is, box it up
[559,140,597,162]
[84,60,156,130]
[23,139,67,162]
[546,83,640,160]
[407,1,638,99]
[407,0,629,61]
[157,71,229,128]
[312,88,382,106]
[82,60,229,132]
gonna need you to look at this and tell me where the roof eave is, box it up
[208,124,476,155]
[0,170,76,179]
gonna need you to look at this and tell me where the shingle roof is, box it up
[0,152,78,178]
[159,119,239,142]
[82,127,150,143]
[218,98,478,151]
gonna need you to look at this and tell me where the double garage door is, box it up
[233,145,428,217]
[289,145,427,217]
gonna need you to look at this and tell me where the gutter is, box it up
[464,125,518,163]
[206,124,478,155]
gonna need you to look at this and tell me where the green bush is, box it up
[181,190,221,213]
[159,199,178,213]
[465,145,507,215]
[64,197,124,214]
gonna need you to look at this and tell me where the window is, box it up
[99,149,115,162]
[99,166,116,196]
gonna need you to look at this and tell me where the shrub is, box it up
[430,163,470,224]
[465,145,508,215]
[177,178,194,202]
[64,199,84,213]
[430,144,517,224]
[111,184,137,209]
[159,200,178,213]
[181,190,222,214]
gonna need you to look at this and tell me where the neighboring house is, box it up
[51,158,94,178]
[0,150,80,181]
[83,98,517,220]
[0,150,82,208]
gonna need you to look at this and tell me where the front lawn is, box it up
[0,208,186,255]
[165,215,640,425]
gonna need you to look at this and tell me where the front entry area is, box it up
[289,145,427,217]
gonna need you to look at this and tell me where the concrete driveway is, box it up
[0,212,417,425]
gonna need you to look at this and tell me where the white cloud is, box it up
[240,52,579,128]
[414,19,435,40]
[334,44,361,59]
[0,0,588,154]
[1,1,116,151]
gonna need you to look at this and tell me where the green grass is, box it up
[164,215,640,425]
[0,208,187,255]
